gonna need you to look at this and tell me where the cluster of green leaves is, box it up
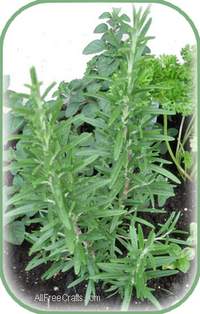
[54,8,195,181]
[145,45,196,181]
[4,7,195,310]
[138,46,193,115]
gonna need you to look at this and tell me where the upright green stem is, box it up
[175,116,185,157]
[122,33,137,199]
[127,33,137,95]
[182,115,195,147]
[163,115,192,181]
[31,78,78,254]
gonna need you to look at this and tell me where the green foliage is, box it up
[4,6,195,311]
[150,46,195,181]
[4,221,25,245]
[83,39,106,55]
[141,46,194,116]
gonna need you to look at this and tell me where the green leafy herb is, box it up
[4,6,195,311]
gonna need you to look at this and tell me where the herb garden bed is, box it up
[3,6,197,311]
[4,179,195,311]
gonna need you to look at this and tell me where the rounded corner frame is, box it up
[0,1,199,314]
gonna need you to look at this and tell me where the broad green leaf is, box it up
[82,103,98,118]
[160,142,168,155]
[80,115,105,128]
[83,39,105,55]
[69,79,83,91]
[7,112,24,134]
[13,175,24,189]
[6,90,25,108]
[120,13,131,22]
[94,23,108,33]
[70,91,85,104]
[5,221,25,245]
[65,102,81,117]
[99,12,111,19]
[98,59,120,76]
[87,83,101,94]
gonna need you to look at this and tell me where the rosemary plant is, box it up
[4,7,195,310]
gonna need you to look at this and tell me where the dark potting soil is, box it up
[3,179,196,312]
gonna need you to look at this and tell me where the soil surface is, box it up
[3,179,196,311]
